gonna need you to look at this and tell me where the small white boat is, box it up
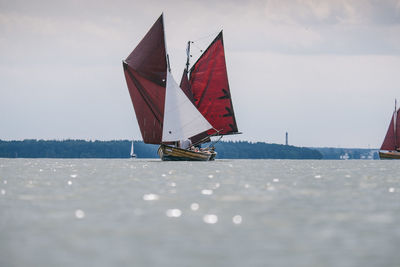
[130,141,136,158]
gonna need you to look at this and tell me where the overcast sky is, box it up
[1,0,400,148]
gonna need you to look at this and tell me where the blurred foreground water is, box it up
[1,159,400,267]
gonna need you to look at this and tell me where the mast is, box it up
[185,41,191,72]
[162,13,171,73]
[179,41,195,104]
[395,99,397,149]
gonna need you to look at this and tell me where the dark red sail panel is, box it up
[124,65,165,144]
[189,31,238,135]
[125,14,167,87]
[123,14,167,144]
[381,112,396,150]
[396,110,400,146]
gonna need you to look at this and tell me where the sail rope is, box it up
[206,135,223,149]
[190,42,204,53]
[188,30,221,67]
[191,30,220,43]
[191,128,222,148]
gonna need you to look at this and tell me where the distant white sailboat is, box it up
[130,141,137,158]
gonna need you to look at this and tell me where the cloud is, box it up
[1,0,400,57]
[213,0,400,54]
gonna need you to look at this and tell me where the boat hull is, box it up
[158,145,216,161]
[379,151,400,159]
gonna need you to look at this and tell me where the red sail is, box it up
[123,14,166,144]
[381,112,396,150]
[179,69,194,103]
[396,110,400,146]
[189,31,238,136]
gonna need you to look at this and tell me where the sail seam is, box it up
[125,66,163,125]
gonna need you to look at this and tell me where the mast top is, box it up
[185,41,191,72]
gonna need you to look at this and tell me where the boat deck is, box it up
[158,145,216,161]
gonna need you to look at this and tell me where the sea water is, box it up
[0,159,400,267]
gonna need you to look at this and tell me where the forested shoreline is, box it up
[0,140,323,159]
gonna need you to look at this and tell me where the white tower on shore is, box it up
[285,132,288,146]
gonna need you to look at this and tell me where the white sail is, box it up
[130,141,136,158]
[162,71,212,142]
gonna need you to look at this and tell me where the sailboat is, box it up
[122,14,239,161]
[379,100,400,159]
[130,141,137,158]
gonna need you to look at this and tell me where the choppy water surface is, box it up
[1,159,400,267]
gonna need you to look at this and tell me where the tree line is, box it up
[0,139,323,159]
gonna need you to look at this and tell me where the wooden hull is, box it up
[379,151,400,159]
[157,145,216,161]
